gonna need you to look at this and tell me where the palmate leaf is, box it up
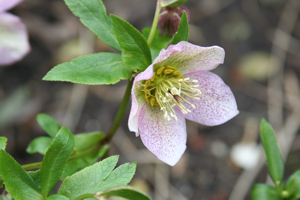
[43,53,132,85]
[111,15,152,72]
[64,0,122,52]
[58,156,136,200]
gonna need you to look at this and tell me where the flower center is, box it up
[142,65,201,121]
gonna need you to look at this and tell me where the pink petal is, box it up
[178,70,239,126]
[138,104,187,166]
[128,65,155,135]
[0,12,30,66]
[153,41,225,73]
[0,0,22,12]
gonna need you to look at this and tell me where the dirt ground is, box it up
[1,0,300,199]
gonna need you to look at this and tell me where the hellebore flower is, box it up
[0,0,30,66]
[128,41,239,166]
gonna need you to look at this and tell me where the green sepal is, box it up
[260,119,284,184]
[111,15,152,72]
[43,53,132,85]
[169,11,189,46]
[63,0,122,52]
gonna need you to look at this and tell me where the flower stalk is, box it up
[147,1,162,46]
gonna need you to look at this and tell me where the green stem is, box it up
[105,79,134,141]
[147,1,162,46]
[22,162,42,171]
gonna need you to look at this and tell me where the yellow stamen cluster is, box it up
[141,65,201,121]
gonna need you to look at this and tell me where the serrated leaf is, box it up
[0,150,43,200]
[251,184,280,200]
[99,186,151,200]
[142,27,172,61]
[260,119,284,184]
[64,0,122,52]
[284,169,300,199]
[58,155,119,199]
[37,114,61,138]
[40,127,75,197]
[47,194,70,200]
[74,132,105,151]
[43,53,132,85]
[111,15,152,72]
[26,137,53,155]
[169,11,189,46]
[0,137,7,150]
[28,170,41,190]
[160,0,187,8]
[97,161,136,191]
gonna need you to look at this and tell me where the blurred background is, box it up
[1,0,300,199]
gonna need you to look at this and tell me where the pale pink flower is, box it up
[0,0,30,66]
[128,41,239,166]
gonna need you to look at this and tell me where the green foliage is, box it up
[47,194,70,200]
[64,0,122,52]
[169,11,189,46]
[28,170,41,190]
[160,0,188,8]
[0,150,43,200]
[40,127,75,197]
[43,53,132,85]
[260,119,284,184]
[74,132,105,151]
[98,186,151,200]
[58,156,136,200]
[26,137,53,155]
[0,137,7,150]
[142,27,172,61]
[251,184,280,200]
[284,169,300,199]
[111,15,152,72]
[37,114,61,138]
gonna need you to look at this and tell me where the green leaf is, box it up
[97,161,136,191]
[260,119,284,184]
[111,15,152,72]
[167,0,188,8]
[169,11,189,46]
[58,155,119,199]
[251,184,280,200]
[99,186,151,200]
[40,127,75,197]
[47,194,70,200]
[26,137,53,155]
[74,132,105,151]
[160,0,188,8]
[43,53,132,85]
[0,137,7,150]
[37,114,61,138]
[28,170,41,190]
[142,27,172,61]
[64,0,122,52]
[0,150,43,200]
[284,169,300,199]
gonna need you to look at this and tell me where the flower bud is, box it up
[158,5,190,35]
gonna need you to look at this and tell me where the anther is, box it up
[150,97,156,106]
[163,69,174,75]
[172,70,181,75]
[156,67,165,75]
[165,65,176,70]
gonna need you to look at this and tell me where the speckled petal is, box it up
[0,12,30,66]
[153,41,225,73]
[128,65,154,135]
[178,70,239,126]
[0,0,22,12]
[138,104,187,166]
